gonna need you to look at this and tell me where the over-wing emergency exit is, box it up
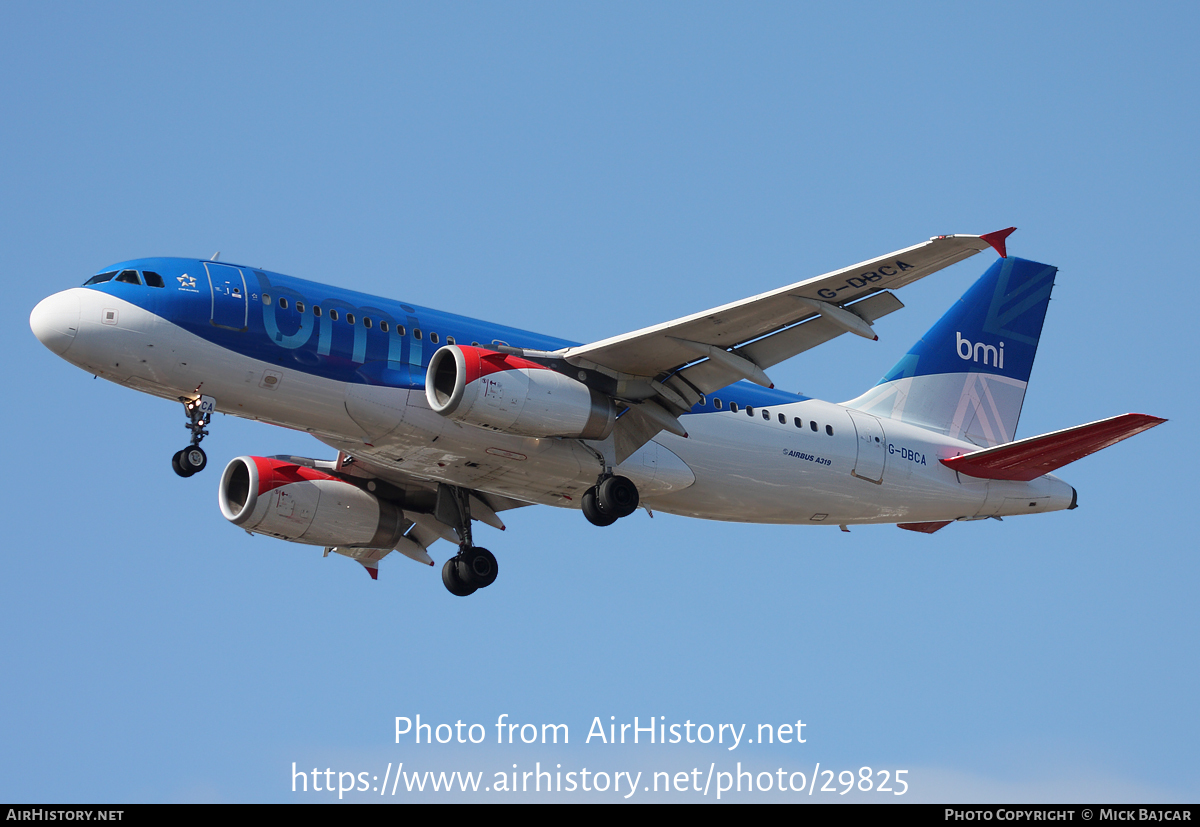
[29,229,1164,595]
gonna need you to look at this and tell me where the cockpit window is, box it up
[142,271,165,288]
[115,270,141,285]
[84,272,117,285]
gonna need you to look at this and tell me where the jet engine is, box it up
[426,345,616,440]
[218,456,408,548]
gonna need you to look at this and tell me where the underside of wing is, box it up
[273,451,531,575]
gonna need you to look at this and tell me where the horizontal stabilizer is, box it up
[940,413,1166,481]
[898,520,952,533]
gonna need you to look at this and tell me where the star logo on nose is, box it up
[177,274,197,289]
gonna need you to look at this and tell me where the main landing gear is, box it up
[436,484,499,597]
[442,547,498,597]
[581,474,639,527]
[172,394,216,478]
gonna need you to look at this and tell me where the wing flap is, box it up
[677,290,905,394]
[898,520,952,533]
[940,413,1166,481]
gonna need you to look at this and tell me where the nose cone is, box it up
[30,290,81,356]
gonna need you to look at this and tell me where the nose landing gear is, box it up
[172,445,207,477]
[172,393,215,478]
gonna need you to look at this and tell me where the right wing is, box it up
[553,229,1014,460]
[561,230,1013,388]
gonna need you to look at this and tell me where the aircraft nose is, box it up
[30,290,81,356]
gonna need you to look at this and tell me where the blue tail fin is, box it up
[845,256,1057,447]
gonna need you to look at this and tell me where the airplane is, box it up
[29,229,1165,596]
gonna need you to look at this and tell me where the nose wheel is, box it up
[172,446,208,478]
[172,393,216,478]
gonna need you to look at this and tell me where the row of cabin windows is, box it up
[82,276,472,351]
[709,397,834,436]
[84,270,166,288]
[263,294,455,344]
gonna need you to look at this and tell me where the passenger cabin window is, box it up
[84,272,117,285]
[762,410,770,420]
[313,306,321,317]
[346,313,355,325]
[115,270,141,285]
[329,309,338,321]
[430,332,439,344]
[794,417,802,428]
[778,413,786,424]
[810,421,817,432]
[745,406,754,416]
[414,329,423,340]
[142,271,165,288]
[714,398,723,409]
[730,402,739,412]
[364,317,373,329]
[826,425,834,436]
[446,336,455,345]
[278,297,288,310]
[263,294,272,306]
[295,301,305,313]
[380,321,390,333]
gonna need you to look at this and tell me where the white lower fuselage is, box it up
[45,288,1075,526]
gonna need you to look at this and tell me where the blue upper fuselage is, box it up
[81,257,808,412]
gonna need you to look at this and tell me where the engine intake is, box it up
[218,456,408,549]
[426,345,615,440]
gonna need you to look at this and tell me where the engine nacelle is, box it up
[426,345,616,440]
[218,456,408,549]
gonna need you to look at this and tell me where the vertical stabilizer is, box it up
[845,256,1056,447]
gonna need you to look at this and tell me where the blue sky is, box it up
[1,1,1196,802]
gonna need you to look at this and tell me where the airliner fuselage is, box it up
[31,235,1158,594]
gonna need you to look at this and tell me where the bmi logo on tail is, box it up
[956,332,1004,369]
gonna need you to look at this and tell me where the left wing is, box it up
[278,452,531,577]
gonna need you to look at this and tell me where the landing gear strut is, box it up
[582,474,639,526]
[172,393,215,478]
[436,484,499,597]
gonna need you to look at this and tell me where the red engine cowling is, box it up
[425,345,615,440]
[218,456,408,548]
